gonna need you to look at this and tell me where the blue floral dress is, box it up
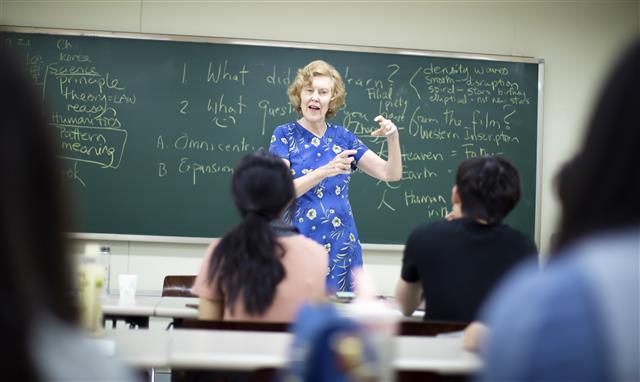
[269,121,369,292]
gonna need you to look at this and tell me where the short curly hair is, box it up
[287,60,346,119]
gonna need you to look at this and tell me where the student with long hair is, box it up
[0,45,138,381]
[192,152,327,322]
[478,39,640,381]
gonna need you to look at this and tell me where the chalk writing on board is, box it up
[206,93,246,128]
[2,30,538,242]
[206,60,249,85]
[265,65,292,86]
[23,38,136,188]
[177,157,234,185]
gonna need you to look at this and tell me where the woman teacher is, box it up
[269,60,402,292]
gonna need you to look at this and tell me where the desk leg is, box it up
[126,317,149,329]
[103,314,150,329]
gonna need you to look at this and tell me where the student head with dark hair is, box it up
[454,156,521,224]
[212,151,294,315]
[0,45,138,381]
[479,39,640,382]
[231,150,296,228]
[192,151,328,322]
[553,39,640,252]
[0,42,74,382]
[395,156,536,322]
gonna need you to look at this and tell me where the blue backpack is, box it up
[279,303,379,382]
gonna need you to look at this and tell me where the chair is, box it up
[161,275,197,330]
[161,275,197,297]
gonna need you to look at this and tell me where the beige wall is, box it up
[2,0,639,296]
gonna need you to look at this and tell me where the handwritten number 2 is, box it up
[387,64,399,83]
[179,100,189,114]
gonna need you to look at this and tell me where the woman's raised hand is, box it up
[323,149,357,177]
[371,115,398,137]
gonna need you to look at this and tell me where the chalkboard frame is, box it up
[1,25,544,250]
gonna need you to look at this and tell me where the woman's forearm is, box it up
[384,134,403,181]
[293,169,326,198]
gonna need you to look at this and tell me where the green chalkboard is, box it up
[1,28,540,245]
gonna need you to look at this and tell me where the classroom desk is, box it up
[154,297,199,319]
[154,297,425,321]
[169,329,290,370]
[101,296,196,319]
[102,295,427,330]
[107,328,171,369]
[102,296,161,328]
[395,335,482,373]
[102,328,482,375]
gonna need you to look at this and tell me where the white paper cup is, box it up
[118,274,138,303]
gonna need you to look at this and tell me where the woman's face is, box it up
[299,75,333,123]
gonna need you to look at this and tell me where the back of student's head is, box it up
[555,39,640,251]
[231,151,295,220]
[455,156,521,224]
[208,151,294,316]
[0,45,75,380]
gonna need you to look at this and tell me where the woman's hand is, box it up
[371,115,398,138]
[322,149,357,177]
[357,115,402,182]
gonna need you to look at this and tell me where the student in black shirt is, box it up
[395,156,537,322]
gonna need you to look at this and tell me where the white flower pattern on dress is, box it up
[306,209,317,220]
[268,121,369,292]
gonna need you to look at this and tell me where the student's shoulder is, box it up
[405,220,453,245]
[281,234,327,256]
[482,253,590,323]
[34,314,140,381]
[410,219,455,236]
[281,235,328,271]
[479,256,604,381]
[498,223,537,251]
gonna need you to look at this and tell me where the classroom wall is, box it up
[2,0,638,296]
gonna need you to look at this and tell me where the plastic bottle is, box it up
[78,244,104,334]
[100,245,111,298]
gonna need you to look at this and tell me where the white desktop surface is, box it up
[102,296,160,316]
[102,328,481,374]
[154,297,199,319]
[104,329,170,368]
[101,296,424,322]
[169,329,291,370]
[394,336,482,373]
